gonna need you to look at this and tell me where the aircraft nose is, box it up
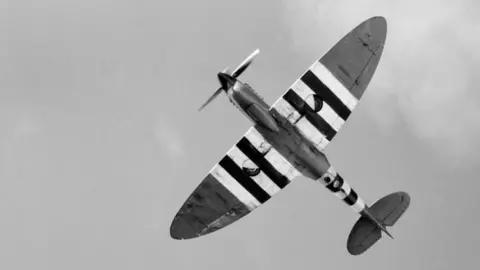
[217,72,235,89]
[217,72,228,80]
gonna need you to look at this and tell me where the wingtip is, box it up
[170,216,200,240]
[367,16,386,25]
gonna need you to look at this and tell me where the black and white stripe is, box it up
[273,97,330,149]
[301,70,352,121]
[210,165,261,211]
[291,79,345,132]
[271,61,359,151]
[283,89,337,141]
[219,155,271,204]
[318,167,366,213]
[309,63,358,111]
[209,127,300,211]
[207,61,362,212]
[237,137,290,189]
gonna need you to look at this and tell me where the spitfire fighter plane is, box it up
[170,16,410,255]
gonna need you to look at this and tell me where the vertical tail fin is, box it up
[361,206,394,239]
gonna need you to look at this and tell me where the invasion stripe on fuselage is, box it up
[237,137,290,189]
[301,70,351,121]
[219,155,271,204]
[335,181,352,200]
[321,172,364,211]
[352,197,365,213]
[325,174,345,193]
[283,89,336,141]
[343,188,358,206]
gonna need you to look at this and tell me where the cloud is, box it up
[12,116,41,139]
[282,0,480,166]
[0,108,42,143]
[154,115,184,162]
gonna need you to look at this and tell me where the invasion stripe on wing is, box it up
[296,117,327,147]
[310,62,358,111]
[227,146,281,196]
[219,155,271,204]
[212,127,301,208]
[301,70,351,121]
[237,137,290,189]
[210,166,260,211]
[273,98,302,123]
[283,89,336,140]
[273,98,329,148]
[263,147,299,181]
[244,127,299,181]
[291,80,345,131]
[244,127,272,154]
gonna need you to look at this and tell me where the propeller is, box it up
[231,48,260,78]
[198,87,223,112]
[198,49,260,111]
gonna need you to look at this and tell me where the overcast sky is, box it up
[1,0,480,269]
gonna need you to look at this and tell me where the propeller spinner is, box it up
[198,49,260,111]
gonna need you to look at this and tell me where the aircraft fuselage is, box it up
[225,75,333,182]
[227,80,280,133]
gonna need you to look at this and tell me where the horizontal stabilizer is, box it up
[369,191,410,226]
[347,216,382,255]
[347,191,410,255]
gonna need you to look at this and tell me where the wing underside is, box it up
[170,16,387,239]
[270,16,386,152]
[170,128,299,239]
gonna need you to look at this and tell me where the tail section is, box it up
[360,206,394,239]
[347,192,410,255]
[317,168,410,255]
[318,167,368,215]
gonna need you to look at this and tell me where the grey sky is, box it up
[1,0,479,269]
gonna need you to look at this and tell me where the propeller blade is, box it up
[198,87,223,111]
[231,48,260,78]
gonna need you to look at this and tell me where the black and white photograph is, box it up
[1,0,479,269]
